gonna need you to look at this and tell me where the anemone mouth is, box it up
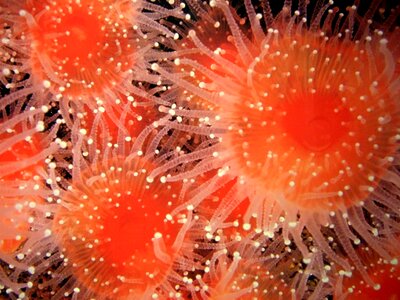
[29,2,102,68]
[280,92,352,153]
[301,117,334,151]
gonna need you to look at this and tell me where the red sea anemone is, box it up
[51,155,194,299]
[0,0,183,128]
[1,0,399,299]
[1,107,207,298]
[146,0,400,296]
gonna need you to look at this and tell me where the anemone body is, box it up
[147,0,400,294]
[0,0,183,128]
[0,105,207,299]
[51,157,190,298]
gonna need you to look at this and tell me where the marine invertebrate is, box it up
[0,0,183,128]
[0,110,204,299]
[1,0,399,299]
[147,0,400,291]
[51,156,192,298]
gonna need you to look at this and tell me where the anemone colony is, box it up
[0,0,399,299]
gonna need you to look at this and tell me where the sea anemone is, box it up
[0,107,207,299]
[50,156,192,298]
[0,0,184,128]
[146,0,400,293]
[1,0,399,299]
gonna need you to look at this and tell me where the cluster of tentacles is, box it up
[0,0,399,299]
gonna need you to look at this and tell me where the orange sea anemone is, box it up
[1,1,399,299]
[145,0,400,293]
[0,0,184,128]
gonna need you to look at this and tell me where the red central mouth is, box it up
[281,93,352,153]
